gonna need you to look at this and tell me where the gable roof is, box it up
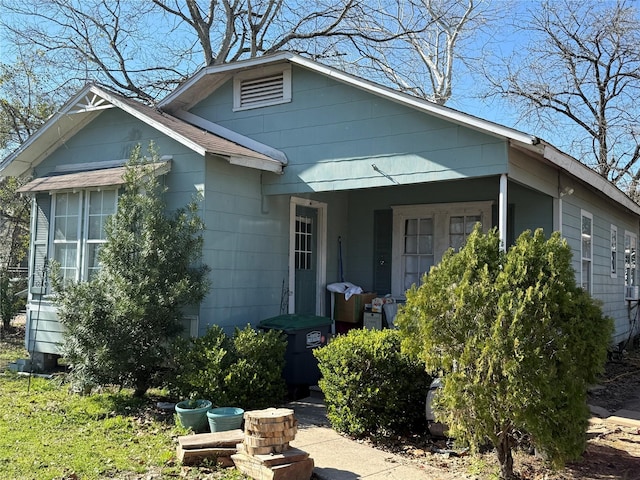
[0,84,286,179]
[160,52,640,216]
[160,52,540,146]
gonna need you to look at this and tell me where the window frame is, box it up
[391,201,493,298]
[580,210,593,293]
[625,230,637,289]
[611,224,617,278]
[51,191,83,284]
[50,188,118,285]
[83,189,118,281]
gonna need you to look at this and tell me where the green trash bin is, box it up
[259,314,332,386]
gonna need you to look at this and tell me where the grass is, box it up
[0,327,248,480]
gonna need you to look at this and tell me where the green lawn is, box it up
[0,330,247,480]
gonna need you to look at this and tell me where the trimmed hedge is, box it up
[314,328,430,438]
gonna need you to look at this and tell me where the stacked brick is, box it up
[232,407,314,480]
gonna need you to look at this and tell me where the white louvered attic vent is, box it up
[233,65,291,111]
[241,74,283,107]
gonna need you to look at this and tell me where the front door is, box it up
[289,198,327,316]
[294,205,317,315]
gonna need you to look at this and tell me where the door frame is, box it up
[289,197,327,315]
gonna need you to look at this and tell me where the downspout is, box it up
[499,174,508,251]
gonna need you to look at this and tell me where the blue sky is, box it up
[0,0,625,166]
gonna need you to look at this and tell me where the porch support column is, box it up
[499,174,508,251]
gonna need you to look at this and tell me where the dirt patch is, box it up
[371,350,640,479]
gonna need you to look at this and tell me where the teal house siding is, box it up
[199,156,290,333]
[5,53,640,366]
[508,183,554,236]
[190,66,509,195]
[561,186,640,345]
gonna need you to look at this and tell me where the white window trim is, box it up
[611,224,618,278]
[233,64,292,111]
[288,197,327,316]
[50,191,83,284]
[391,201,493,298]
[82,189,118,281]
[625,230,637,288]
[50,188,118,284]
[581,210,593,293]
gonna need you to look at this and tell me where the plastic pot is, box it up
[207,407,244,432]
[175,399,212,432]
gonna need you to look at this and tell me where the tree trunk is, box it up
[496,435,515,480]
[133,377,149,398]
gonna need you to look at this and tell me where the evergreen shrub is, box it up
[396,227,613,479]
[314,328,430,438]
[168,325,287,410]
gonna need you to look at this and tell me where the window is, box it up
[53,192,81,284]
[625,231,637,288]
[581,211,592,292]
[392,201,493,297]
[51,189,117,284]
[402,217,434,292]
[86,190,117,279]
[295,214,313,270]
[233,64,292,111]
[449,215,482,251]
[611,225,617,278]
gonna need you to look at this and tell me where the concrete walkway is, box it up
[288,395,640,480]
[289,396,461,480]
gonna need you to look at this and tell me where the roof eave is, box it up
[541,142,640,215]
[161,52,539,146]
[0,84,105,179]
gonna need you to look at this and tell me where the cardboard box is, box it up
[334,292,377,323]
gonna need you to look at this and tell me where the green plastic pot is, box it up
[207,407,244,432]
[175,399,212,432]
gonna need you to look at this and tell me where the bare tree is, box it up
[345,0,489,105]
[0,0,194,102]
[151,0,371,65]
[0,50,66,154]
[486,0,640,195]
[1,0,489,106]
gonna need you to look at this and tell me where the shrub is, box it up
[54,144,210,397]
[0,272,26,332]
[396,227,613,479]
[314,328,430,438]
[167,325,287,409]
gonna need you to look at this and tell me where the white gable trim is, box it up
[0,85,103,177]
[93,88,207,157]
[541,143,640,215]
[1,84,279,179]
[174,110,287,165]
[160,52,539,146]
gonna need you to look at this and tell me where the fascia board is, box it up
[228,155,283,174]
[175,110,287,164]
[0,84,101,178]
[94,87,208,157]
[542,143,640,215]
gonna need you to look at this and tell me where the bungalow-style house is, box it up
[1,52,639,369]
